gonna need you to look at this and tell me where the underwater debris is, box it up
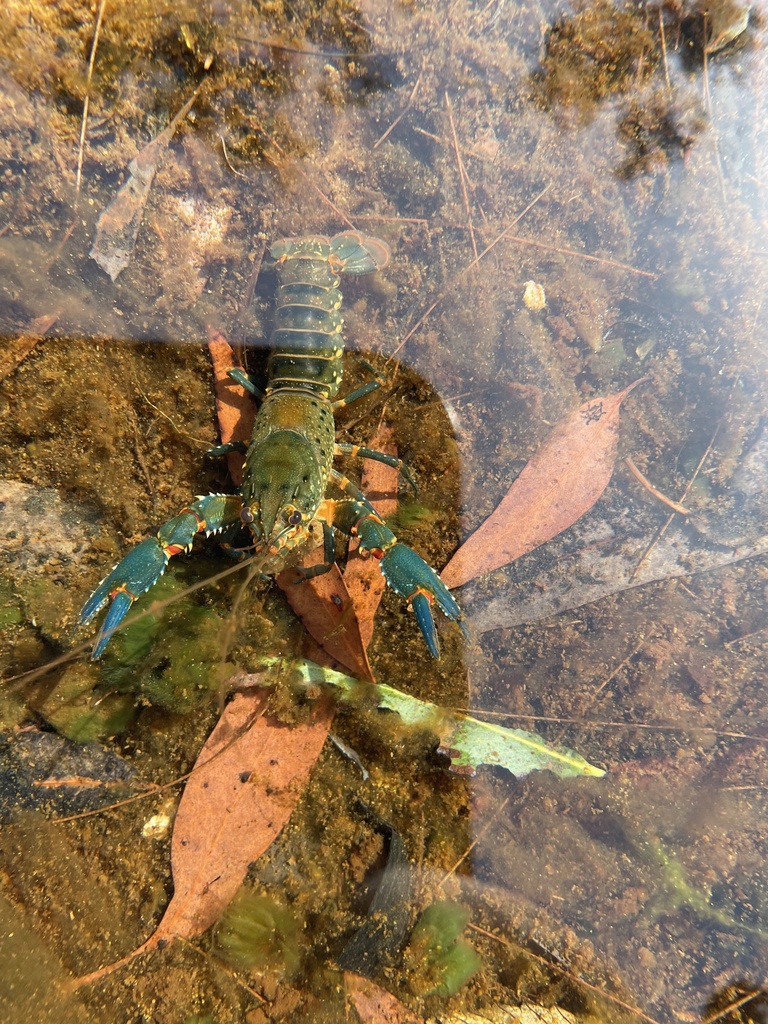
[280,659,605,779]
[337,804,411,977]
[405,901,481,997]
[440,381,647,589]
[90,87,202,280]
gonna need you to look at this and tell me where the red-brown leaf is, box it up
[278,553,376,683]
[343,423,399,651]
[207,327,255,486]
[152,685,333,942]
[71,683,334,987]
[440,379,647,589]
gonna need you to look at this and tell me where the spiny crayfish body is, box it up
[81,233,464,659]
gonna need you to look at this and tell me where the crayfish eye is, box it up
[288,510,302,526]
[240,507,255,525]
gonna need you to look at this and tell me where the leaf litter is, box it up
[281,658,604,780]
[441,379,648,589]
[73,681,334,986]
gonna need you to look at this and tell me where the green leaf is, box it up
[270,658,605,780]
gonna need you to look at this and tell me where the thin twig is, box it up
[373,74,421,149]
[701,990,765,1024]
[51,689,269,824]
[445,709,768,745]
[702,27,728,206]
[625,457,691,515]
[550,638,647,745]
[134,382,211,446]
[219,134,249,178]
[630,419,721,580]
[659,8,671,90]
[445,91,478,262]
[467,923,664,1024]
[232,238,267,356]
[439,795,511,885]
[501,233,656,277]
[75,0,108,201]
[386,183,553,362]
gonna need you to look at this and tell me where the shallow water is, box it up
[1,0,767,1021]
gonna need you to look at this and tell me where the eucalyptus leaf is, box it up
[271,659,605,780]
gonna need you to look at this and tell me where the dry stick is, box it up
[467,923,664,1024]
[386,183,553,363]
[134,382,211,447]
[373,73,421,150]
[181,941,268,1005]
[266,136,357,230]
[630,418,721,580]
[44,0,108,271]
[501,233,656,278]
[659,7,672,91]
[75,0,108,200]
[625,456,691,515]
[219,134,249,178]
[701,989,766,1024]
[352,214,429,226]
[445,91,478,263]
[702,28,728,207]
[725,624,768,648]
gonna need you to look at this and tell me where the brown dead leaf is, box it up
[343,423,399,651]
[72,684,333,986]
[345,973,423,1024]
[0,314,57,382]
[440,378,648,589]
[155,686,333,940]
[207,326,255,485]
[278,552,376,683]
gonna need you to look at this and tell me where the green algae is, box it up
[215,890,301,977]
[405,901,481,998]
[98,571,237,714]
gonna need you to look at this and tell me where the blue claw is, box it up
[411,591,439,658]
[80,537,171,657]
[378,541,464,658]
[92,590,134,658]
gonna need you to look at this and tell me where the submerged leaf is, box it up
[207,327,255,486]
[345,973,423,1024]
[278,556,376,682]
[72,679,333,988]
[440,379,648,589]
[343,423,400,652]
[90,88,201,280]
[152,686,333,942]
[283,659,605,779]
